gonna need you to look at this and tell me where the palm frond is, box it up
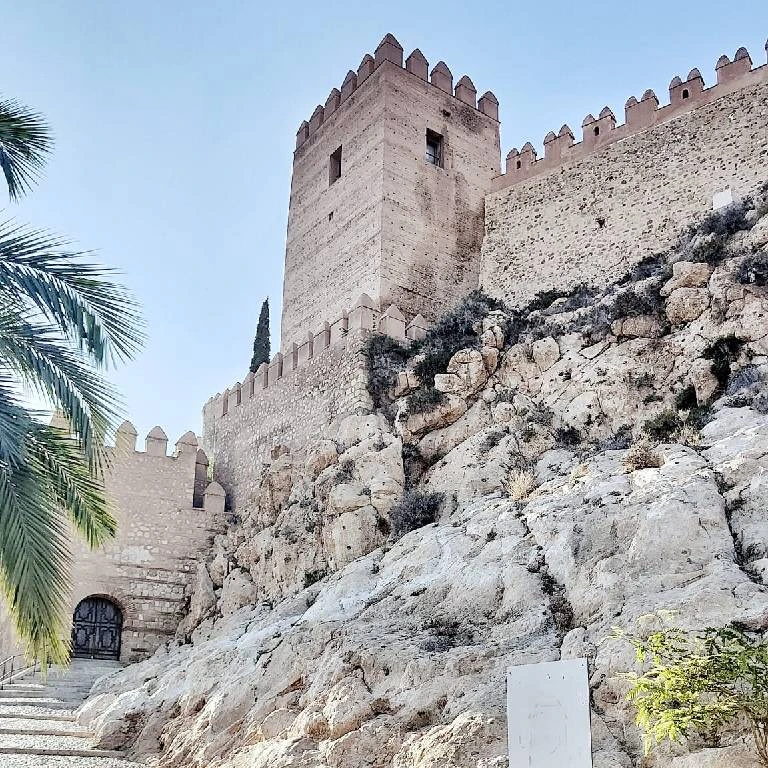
[0,98,52,202]
[0,371,29,468]
[0,220,145,365]
[0,453,71,664]
[28,425,116,548]
[0,305,121,470]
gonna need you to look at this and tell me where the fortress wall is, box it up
[380,61,500,323]
[480,58,768,307]
[202,328,373,511]
[68,429,226,662]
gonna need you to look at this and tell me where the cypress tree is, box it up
[250,299,270,372]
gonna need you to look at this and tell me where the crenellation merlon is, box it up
[294,33,499,151]
[494,41,768,191]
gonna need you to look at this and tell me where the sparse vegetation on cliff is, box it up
[617,624,768,766]
[390,489,444,539]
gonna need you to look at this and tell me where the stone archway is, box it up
[71,596,123,660]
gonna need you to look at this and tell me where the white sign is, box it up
[507,658,592,768]
[712,188,736,210]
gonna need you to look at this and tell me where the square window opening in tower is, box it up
[329,146,342,185]
[425,130,443,167]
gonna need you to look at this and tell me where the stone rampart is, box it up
[494,45,767,190]
[69,425,226,662]
[282,33,500,349]
[294,33,499,151]
[481,44,768,307]
[202,295,421,508]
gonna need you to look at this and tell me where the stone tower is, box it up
[280,33,501,349]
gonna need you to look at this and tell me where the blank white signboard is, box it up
[507,658,592,768]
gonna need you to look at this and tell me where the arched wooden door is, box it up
[71,597,123,660]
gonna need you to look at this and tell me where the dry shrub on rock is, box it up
[507,468,537,501]
[624,438,663,472]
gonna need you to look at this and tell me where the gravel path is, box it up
[0,660,144,766]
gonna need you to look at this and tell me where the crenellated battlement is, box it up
[208,295,427,421]
[494,42,768,191]
[294,33,499,152]
[107,421,220,511]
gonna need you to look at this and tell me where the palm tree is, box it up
[0,96,144,663]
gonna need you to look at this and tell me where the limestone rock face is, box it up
[82,407,768,768]
[446,349,489,395]
[660,261,713,296]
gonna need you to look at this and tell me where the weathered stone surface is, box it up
[306,440,339,478]
[82,405,768,768]
[611,314,664,338]
[446,349,489,395]
[532,336,560,371]
[481,82,768,307]
[665,287,710,325]
[418,401,492,462]
[660,261,713,296]
[219,568,258,616]
[402,395,468,437]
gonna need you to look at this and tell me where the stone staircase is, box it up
[0,659,140,766]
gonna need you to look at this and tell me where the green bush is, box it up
[412,290,506,383]
[674,384,698,411]
[554,425,581,447]
[390,490,444,540]
[643,409,682,442]
[363,290,507,417]
[703,335,744,389]
[738,252,768,286]
[303,568,327,589]
[615,624,768,765]
[695,201,752,239]
[365,334,410,411]
[406,386,446,414]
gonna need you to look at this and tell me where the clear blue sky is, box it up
[2,1,766,444]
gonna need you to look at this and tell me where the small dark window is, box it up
[682,89,690,99]
[329,146,342,185]
[425,129,443,167]
[593,126,600,136]
[328,211,334,222]
[516,160,522,170]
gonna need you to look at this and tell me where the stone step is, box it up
[0,688,92,699]
[0,732,99,750]
[0,745,125,758]
[0,712,76,722]
[1,756,140,767]
[0,725,93,738]
[0,698,78,710]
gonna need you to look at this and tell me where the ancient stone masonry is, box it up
[494,44,767,190]
[203,293,429,508]
[481,43,768,307]
[67,423,227,662]
[282,33,500,348]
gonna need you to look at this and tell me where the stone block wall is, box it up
[0,426,226,663]
[480,48,768,307]
[202,327,374,511]
[379,57,500,323]
[68,427,226,662]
